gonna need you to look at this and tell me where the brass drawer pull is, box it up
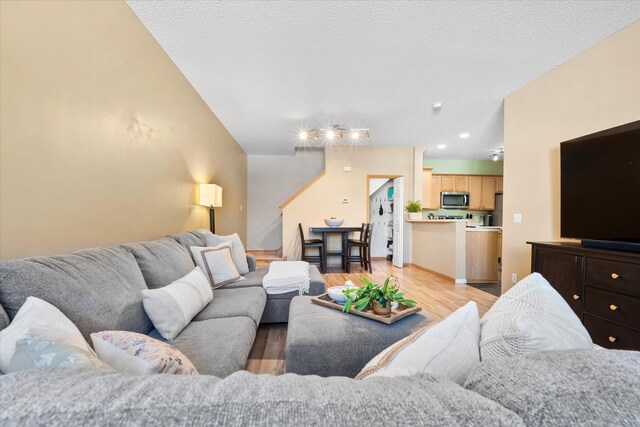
[572,294,580,300]
[610,304,619,311]
[609,336,618,343]
[611,273,620,279]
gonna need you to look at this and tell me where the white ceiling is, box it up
[127,1,639,159]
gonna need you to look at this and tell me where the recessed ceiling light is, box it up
[433,102,442,110]
[437,144,446,149]
[299,131,308,140]
[459,132,470,139]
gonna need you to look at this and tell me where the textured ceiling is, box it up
[127,1,639,158]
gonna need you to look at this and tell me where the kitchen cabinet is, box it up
[468,176,483,210]
[429,175,441,209]
[441,176,455,192]
[422,169,433,209]
[466,230,499,283]
[454,176,469,192]
[482,177,496,210]
[421,171,503,211]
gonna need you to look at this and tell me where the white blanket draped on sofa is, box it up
[262,261,310,295]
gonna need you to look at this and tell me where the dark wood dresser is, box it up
[528,241,640,351]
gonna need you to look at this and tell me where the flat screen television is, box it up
[561,120,640,253]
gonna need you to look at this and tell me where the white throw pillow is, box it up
[0,297,95,373]
[206,232,249,275]
[356,302,480,385]
[190,243,244,288]
[6,327,113,373]
[480,272,592,361]
[141,267,213,341]
[90,330,198,375]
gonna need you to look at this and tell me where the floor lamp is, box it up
[199,184,222,234]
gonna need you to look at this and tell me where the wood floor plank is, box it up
[245,260,498,375]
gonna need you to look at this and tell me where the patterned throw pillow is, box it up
[90,331,198,375]
[7,329,113,373]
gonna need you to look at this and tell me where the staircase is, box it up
[246,248,286,267]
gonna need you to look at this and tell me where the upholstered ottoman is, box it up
[285,296,433,377]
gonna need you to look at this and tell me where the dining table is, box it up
[309,226,363,272]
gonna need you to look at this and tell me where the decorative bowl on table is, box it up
[324,218,344,227]
[327,281,356,304]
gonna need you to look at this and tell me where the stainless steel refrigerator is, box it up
[493,194,503,226]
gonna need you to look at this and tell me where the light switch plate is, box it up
[343,166,352,172]
[513,213,522,223]
[341,197,349,203]
[512,273,518,283]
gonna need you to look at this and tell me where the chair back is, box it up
[365,223,374,249]
[359,222,366,239]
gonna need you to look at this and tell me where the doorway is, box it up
[367,175,404,268]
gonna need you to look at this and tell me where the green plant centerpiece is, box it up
[404,200,422,213]
[342,276,417,316]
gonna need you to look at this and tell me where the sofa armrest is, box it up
[246,254,257,272]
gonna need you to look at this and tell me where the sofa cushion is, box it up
[167,230,207,250]
[225,265,325,298]
[121,237,195,289]
[0,368,524,426]
[0,247,152,341]
[149,317,256,378]
[194,287,266,326]
[464,349,640,426]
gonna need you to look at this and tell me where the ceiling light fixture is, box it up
[490,147,504,161]
[437,144,446,149]
[298,125,371,142]
[459,132,470,139]
[433,102,443,110]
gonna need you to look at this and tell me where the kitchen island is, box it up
[409,220,502,285]
[408,220,467,283]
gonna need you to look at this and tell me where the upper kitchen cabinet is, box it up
[468,176,483,210]
[482,177,496,210]
[421,170,503,211]
[441,176,455,192]
[454,176,469,192]
[429,175,442,209]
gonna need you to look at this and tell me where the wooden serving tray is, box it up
[310,293,422,325]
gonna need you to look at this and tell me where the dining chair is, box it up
[299,223,325,273]
[346,223,373,273]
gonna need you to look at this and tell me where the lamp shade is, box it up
[199,184,222,207]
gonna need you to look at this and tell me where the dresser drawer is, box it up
[584,314,640,350]
[586,257,640,297]
[584,286,640,328]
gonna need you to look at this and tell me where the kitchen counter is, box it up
[406,219,467,223]
[466,227,502,232]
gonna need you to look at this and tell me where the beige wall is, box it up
[502,21,640,291]
[0,1,247,260]
[282,146,422,263]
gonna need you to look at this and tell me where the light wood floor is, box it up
[244,259,498,375]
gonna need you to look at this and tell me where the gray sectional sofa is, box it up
[0,230,325,378]
[1,231,639,425]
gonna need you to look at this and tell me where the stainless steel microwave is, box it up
[441,192,470,209]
